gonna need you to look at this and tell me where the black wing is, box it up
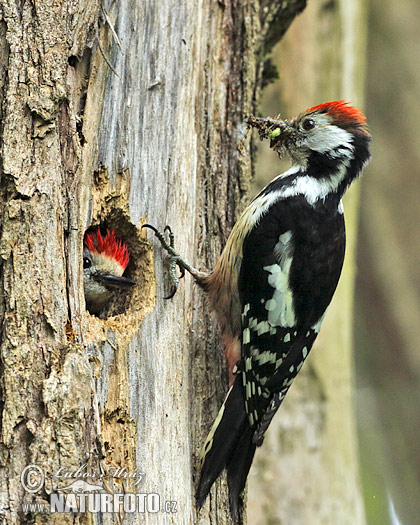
[238,196,345,444]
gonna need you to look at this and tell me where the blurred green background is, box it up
[253,0,420,523]
[357,0,420,523]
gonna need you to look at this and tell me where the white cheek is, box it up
[305,124,353,154]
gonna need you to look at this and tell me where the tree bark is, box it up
[0,1,305,524]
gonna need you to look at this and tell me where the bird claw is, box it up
[163,225,185,278]
[165,254,184,300]
[142,224,187,299]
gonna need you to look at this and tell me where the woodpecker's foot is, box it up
[143,224,206,299]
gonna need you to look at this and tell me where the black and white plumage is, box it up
[144,101,371,523]
[196,101,371,522]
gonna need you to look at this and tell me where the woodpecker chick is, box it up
[83,228,136,315]
[146,101,371,523]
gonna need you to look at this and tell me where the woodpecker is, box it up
[83,228,136,314]
[144,101,371,523]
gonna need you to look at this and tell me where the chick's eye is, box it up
[83,257,92,269]
[302,118,315,131]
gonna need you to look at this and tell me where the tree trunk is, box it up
[248,1,368,524]
[0,1,305,523]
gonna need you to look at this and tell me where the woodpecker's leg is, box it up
[143,224,207,298]
[164,226,185,298]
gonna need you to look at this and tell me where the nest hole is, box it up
[84,209,153,319]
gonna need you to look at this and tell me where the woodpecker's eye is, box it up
[302,118,316,131]
[83,257,92,269]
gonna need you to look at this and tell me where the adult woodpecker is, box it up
[144,101,371,522]
[83,228,136,314]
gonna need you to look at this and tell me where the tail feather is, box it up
[227,425,256,524]
[196,377,247,509]
[252,392,282,446]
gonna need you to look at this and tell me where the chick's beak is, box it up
[101,274,136,287]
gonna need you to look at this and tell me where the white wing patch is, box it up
[263,231,295,327]
[312,311,327,333]
[243,327,251,344]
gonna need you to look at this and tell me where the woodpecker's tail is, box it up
[196,377,256,523]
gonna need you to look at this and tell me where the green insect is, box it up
[268,127,281,139]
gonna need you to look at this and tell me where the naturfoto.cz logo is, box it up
[19,464,177,515]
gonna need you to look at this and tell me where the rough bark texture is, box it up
[0,2,100,524]
[0,1,306,524]
[248,1,368,524]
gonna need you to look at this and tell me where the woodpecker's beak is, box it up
[266,120,295,150]
[100,274,136,288]
[247,116,295,150]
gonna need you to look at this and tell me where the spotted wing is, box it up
[237,203,319,443]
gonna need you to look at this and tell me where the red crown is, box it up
[306,100,367,126]
[84,228,130,270]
